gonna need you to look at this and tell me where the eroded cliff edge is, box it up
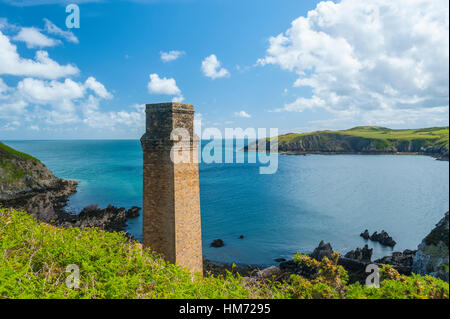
[0,142,140,233]
[0,142,78,212]
[243,126,449,161]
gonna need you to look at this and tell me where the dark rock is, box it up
[412,211,449,282]
[126,206,141,219]
[344,244,373,262]
[310,240,334,261]
[360,229,370,240]
[274,258,286,262]
[256,266,282,279]
[375,249,416,275]
[239,235,244,239]
[368,230,396,247]
[210,239,224,248]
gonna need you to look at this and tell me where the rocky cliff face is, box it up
[0,142,78,202]
[243,127,449,160]
[1,142,141,235]
[412,212,449,282]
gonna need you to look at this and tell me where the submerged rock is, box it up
[210,239,225,248]
[274,258,286,262]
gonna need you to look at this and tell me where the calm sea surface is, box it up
[4,140,449,265]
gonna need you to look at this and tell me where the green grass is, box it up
[0,142,41,163]
[1,208,448,299]
[277,126,449,146]
[0,142,41,185]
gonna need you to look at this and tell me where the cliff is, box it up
[412,212,449,282]
[244,126,449,160]
[0,142,78,207]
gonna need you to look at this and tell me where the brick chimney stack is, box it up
[140,102,202,274]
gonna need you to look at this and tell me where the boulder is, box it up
[368,230,396,247]
[310,240,334,261]
[210,239,224,248]
[360,229,370,240]
[344,244,373,262]
[256,266,282,279]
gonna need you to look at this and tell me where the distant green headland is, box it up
[244,126,449,161]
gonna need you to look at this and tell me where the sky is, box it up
[0,0,448,140]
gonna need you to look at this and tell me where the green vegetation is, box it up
[1,208,448,299]
[0,142,40,163]
[0,142,41,184]
[277,126,449,145]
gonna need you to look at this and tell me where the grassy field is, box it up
[277,126,449,148]
[0,142,40,163]
[1,207,448,299]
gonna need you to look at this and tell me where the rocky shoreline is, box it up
[205,212,449,284]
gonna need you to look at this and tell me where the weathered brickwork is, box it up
[140,102,203,274]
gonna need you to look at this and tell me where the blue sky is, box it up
[0,0,448,139]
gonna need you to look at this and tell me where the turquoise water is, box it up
[3,140,449,265]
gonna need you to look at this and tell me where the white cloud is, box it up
[84,76,113,99]
[13,27,61,48]
[201,54,230,79]
[44,18,79,44]
[259,0,449,126]
[147,73,181,95]
[0,30,79,79]
[160,50,185,62]
[82,100,145,130]
[234,110,251,118]
[172,95,184,103]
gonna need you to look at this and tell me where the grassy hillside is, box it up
[0,142,65,201]
[278,126,449,146]
[1,207,448,299]
[0,142,41,163]
[260,126,449,159]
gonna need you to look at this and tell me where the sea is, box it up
[3,139,449,266]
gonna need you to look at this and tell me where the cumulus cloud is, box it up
[44,19,79,44]
[0,30,79,79]
[259,0,449,125]
[160,50,185,62]
[201,54,230,79]
[84,76,113,99]
[147,73,181,95]
[13,27,61,48]
[234,110,251,118]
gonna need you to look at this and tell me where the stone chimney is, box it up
[140,102,202,274]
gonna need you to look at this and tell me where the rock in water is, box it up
[368,230,396,247]
[210,239,224,248]
[360,229,370,240]
[126,206,141,219]
[344,245,373,262]
[310,240,334,261]
[412,211,449,282]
